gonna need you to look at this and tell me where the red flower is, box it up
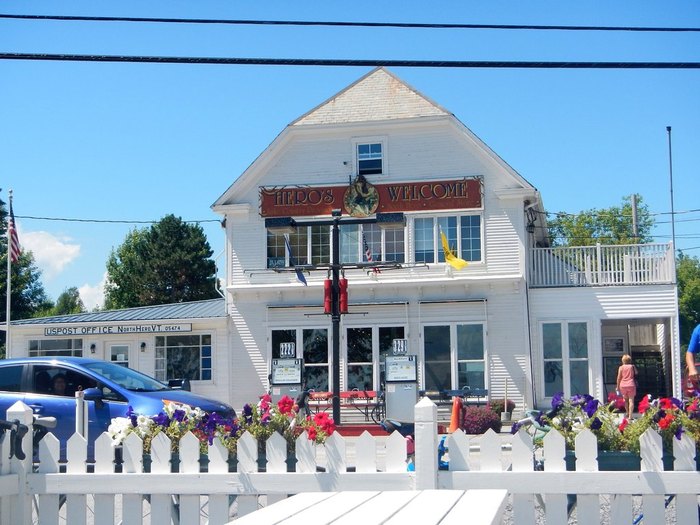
[658,413,675,430]
[277,395,295,416]
[259,393,272,412]
[306,426,317,441]
[638,396,651,414]
[618,418,629,432]
[659,398,674,410]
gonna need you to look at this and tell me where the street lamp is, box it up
[265,211,405,423]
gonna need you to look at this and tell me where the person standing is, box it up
[686,323,700,390]
[616,354,637,420]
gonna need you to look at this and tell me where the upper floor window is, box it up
[267,226,331,269]
[414,215,482,264]
[340,223,405,264]
[357,143,382,175]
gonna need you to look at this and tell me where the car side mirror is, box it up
[83,387,105,409]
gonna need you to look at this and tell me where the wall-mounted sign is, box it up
[279,342,296,358]
[271,358,303,385]
[260,177,482,218]
[392,338,408,355]
[43,323,193,337]
[385,354,417,382]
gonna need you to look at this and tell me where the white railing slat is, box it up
[93,494,115,525]
[355,431,377,473]
[446,430,470,471]
[65,495,87,525]
[385,431,408,473]
[640,427,664,472]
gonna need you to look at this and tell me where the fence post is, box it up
[7,401,33,525]
[414,397,437,490]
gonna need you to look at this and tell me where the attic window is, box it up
[357,143,383,175]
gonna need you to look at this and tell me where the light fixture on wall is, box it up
[140,342,147,352]
[90,343,96,354]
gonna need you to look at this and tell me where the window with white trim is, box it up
[339,223,405,264]
[542,321,589,397]
[357,143,383,175]
[154,334,212,382]
[267,226,330,269]
[29,339,83,357]
[414,215,482,264]
[424,323,485,391]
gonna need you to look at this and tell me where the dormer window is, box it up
[357,143,383,175]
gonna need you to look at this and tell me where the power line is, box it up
[2,53,700,69]
[1,13,699,32]
[16,214,220,225]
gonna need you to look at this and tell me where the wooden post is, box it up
[414,397,437,490]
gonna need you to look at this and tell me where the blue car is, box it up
[0,357,236,460]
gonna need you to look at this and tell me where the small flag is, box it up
[440,231,467,270]
[8,202,20,264]
[284,235,307,286]
[363,233,380,274]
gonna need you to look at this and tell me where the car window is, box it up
[31,366,96,397]
[0,365,23,392]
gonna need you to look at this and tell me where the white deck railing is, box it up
[529,242,675,288]
[0,399,697,524]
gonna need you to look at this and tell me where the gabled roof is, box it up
[292,67,450,125]
[10,298,226,326]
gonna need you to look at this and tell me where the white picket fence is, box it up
[0,398,698,524]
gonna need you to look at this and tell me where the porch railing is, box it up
[529,242,675,288]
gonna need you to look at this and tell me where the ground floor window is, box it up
[423,323,485,391]
[542,321,589,397]
[29,338,83,357]
[154,334,212,382]
[271,328,330,391]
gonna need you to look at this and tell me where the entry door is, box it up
[109,343,130,368]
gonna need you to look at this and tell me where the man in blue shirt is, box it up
[687,323,700,381]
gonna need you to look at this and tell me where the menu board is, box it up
[385,355,417,382]
[271,358,303,385]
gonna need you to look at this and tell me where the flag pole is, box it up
[5,189,12,357]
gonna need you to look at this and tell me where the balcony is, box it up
[529,242,675,288]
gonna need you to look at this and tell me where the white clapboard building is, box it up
[6,68,681,415]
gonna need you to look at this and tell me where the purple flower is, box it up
[243,404,253,425]
[126,406,138,427]
[173,409,186,423]
[510,422,522,434]
[674,426,684,440]
[152,412,170,427]
[590,417,602,430]
[584,399,600,418]
[551,392,565,411]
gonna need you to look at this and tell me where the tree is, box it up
[0,195,52,355]
[36,287,85,317]
[547,194,654,247]
[104,214,219,309]
[677,253,700,349]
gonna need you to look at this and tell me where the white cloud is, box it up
[79,272,107,311]
[21,229,81,280]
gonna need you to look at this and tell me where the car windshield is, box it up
[83,361,170,392]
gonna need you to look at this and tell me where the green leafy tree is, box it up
[547,194,654,247]
[104,214,219,309]
[677,253,700,349]
[36,286,85,317]
[0,195,52,356]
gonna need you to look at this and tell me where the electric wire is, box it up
[1,14,699,33]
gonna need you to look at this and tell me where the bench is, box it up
[306,390,381,422]
[419,387,489,407]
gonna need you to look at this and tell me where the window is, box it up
[414,215,481,264]
[29,338,83,357]
[110,345,129,367]
[271,328,329,391]
[346,327,373,390]
[339,223,405,264]
[0,365,23,392]
[424,323,486,391]
[542,322,589,397]
[267,226,330,269]
[154,334,212,382]
[357,143,382,175]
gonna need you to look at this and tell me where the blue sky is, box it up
[1,1,699,310]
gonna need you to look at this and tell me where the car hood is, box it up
[132,389,236,418]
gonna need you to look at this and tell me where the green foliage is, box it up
[548,194,654,247]
[104,214,219,309]
[461,405,502,434]
[677,253,700,350]
[35,287,86,317]
[0,196,51,354]
[488,399,516,415]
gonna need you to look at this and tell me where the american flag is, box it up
[8,202,20,264]
[363,232,380,274]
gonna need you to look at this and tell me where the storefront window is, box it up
[346,327,373,390]
[154,334,212,382]
[303,329,329,391]
[457,324,485,389]
[414,215,482,264]
[424,325,451,391]
[29,339,83,357]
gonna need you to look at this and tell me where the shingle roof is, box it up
[11,298,226,326]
